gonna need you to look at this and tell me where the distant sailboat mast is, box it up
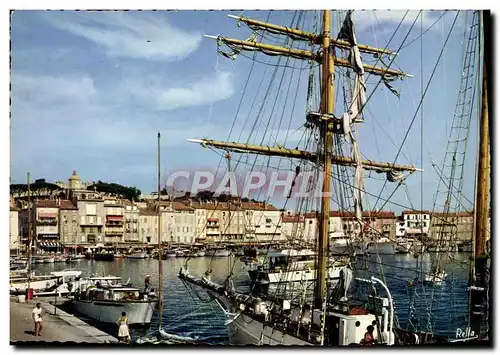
[157,131,164,330]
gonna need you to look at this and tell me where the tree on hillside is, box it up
[87,181,141,201]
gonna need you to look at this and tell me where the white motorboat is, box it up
[248,249,348,284]
[127,252,147,259]
[10,273,58,294]
[73,276,157,325]
[206,248,230,257]
[44,256,55,263]
[50,269,83,279]
[175,249,186,257]
[364,239,396,255]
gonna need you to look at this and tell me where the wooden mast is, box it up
[27,172,32,290]
[469,10,490,337]
[314,9,334,309]
[190,10,416,310]
[157,131,163,330]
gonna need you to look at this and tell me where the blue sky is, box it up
[10,10,479,213]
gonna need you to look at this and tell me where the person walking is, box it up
[116,311,130,343]
[32,303,43,336]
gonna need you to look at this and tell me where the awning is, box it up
[39,213,57,219]
[107,216,123,221]
[207,218,218,222]
[38,234,59,238]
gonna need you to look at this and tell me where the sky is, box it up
[10,10,481,213]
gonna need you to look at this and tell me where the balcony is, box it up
[106,222,124,227]
[105,228,123,235]
[36,219,58,226]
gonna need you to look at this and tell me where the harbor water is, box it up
[31,253,473,344]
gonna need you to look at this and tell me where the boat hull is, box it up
[249,265,343,284]
[216,294,311,345]
[72,299,157,325]
[127,253,147,259]
[207,250,230,257]
[365,241,395,255]
[10,277,59,293]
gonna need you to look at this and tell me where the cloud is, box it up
[12,73,97,108]
[156,71,234,111]
[40,11,202,61]
[352,10,447,33]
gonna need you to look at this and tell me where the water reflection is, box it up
[32,253,471,342]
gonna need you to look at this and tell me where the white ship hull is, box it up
[330,241,396,255]
[72,299,156,325]
[207,249,230,257]
[10,277,59,293]
[249,265,343,284]
[127,252,147,259]
[365,241,395,255]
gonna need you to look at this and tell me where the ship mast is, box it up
[315,9,334,308]
[469,10,490,338]
[27,172,32,290]
[157,131,164,330]
[190,10,416,311]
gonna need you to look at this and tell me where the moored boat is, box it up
[72,276,157,326]
[127,252,147,259]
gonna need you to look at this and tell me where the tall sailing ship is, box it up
[178,10,490,346]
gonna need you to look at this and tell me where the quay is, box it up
[10,298,117,344]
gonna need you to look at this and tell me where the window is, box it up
[86,204,97,216]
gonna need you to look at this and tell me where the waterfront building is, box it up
[122,199,140,244]
[171,202,196,245]
[430,211,474,242]
[242,202,282,242]
[33,199,60,251]
[395,219,406,238]
[58,199,79,247]
[10,207,20,252]
[139,208,158,244]
[103,198,124,245]
[402,210,431,239]
[280,212,318,244]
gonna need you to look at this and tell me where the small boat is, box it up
[364,239,396,255]
[206,248,230,257]
[165,250,177,258]
[44,256,55,263]
[10,273,60,294]
[34,257,45,264]
[175,250,186,257]
[194,251,205,257]
[66,256,81,263]
[248,249,347,284]
[50,269,83,278]
[55,255,67,262]
[94,253,114,261]
[72,276,158,326]
[127,252,147,259]
[10,260,27,271]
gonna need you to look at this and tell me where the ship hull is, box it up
[248,265,342,284]
[72,299,156,325]
[216,294,312,345]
